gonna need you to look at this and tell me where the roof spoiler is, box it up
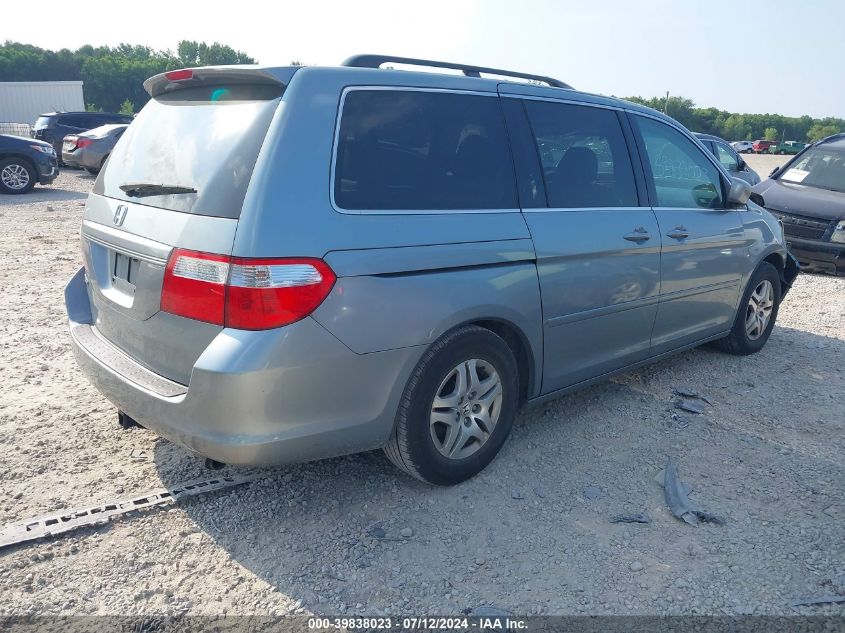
[143,66,294,98]
[342,54,572,89]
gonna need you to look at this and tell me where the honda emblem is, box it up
[113,205,128,226]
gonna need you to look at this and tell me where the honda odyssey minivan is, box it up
[65,56,798,485]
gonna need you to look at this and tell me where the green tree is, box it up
[764,127,778,141]
[0,40,257,113]
[119,99,134,115]
[807,123,841,142]
[176,41,256,66]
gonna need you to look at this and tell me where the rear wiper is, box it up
[119,183,197,198]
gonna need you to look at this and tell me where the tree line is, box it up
[2,41,842,142]
[624,95,843,143]
[0,41,257,114]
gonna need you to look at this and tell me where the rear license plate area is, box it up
[112,252,139,293]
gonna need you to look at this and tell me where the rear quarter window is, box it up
[333,89,517,211]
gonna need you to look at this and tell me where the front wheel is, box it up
[716,262,781,355]
[384,325,519,485]
[0,158,36,194]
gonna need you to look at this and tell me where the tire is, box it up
[716,262,781,355]
[0,157,36,194]
[384,325,519,485]
[86,167,100,175]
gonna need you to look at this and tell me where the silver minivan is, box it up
[65,56,799,485]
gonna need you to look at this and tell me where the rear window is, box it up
[334,90,517,211]
[34,116,54,129]
[95,84,282,218]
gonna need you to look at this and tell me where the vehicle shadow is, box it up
[152,324,845,616]
[0,187,88,205]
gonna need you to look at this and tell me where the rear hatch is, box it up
[81,68,290,385]
[32,115,54,140]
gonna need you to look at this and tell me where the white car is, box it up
[731,140,754,154]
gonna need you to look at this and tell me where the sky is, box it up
[2,0,842,118]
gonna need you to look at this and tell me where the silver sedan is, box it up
[62,124,128,174]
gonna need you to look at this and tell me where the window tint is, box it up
[713,141,739,171]
[522,101,637,208]
[636,117,724,209]
[334,90,516,211]
[59,114,85,128]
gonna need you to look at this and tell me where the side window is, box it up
[59,114,84,128]
[713,141,739,171]
[334,90,517,211]
[523,101,638,208]
[635,117,724,209]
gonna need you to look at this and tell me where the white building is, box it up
[0,81,85,127]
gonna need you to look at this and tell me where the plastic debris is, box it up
[610,513,651,524]
[674,388,713,405]
[663,457,725,526]
[675,399,705,415]
[790,595,845,607]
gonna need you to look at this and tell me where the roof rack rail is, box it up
[341,55,572,89]
[817,132,845,145]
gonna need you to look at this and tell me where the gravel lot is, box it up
[0,161,843,618]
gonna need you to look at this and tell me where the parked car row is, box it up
[32,111,132,164]
[731,139,809,155]
[0,111,132,194]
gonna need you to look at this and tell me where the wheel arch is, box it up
[464,318,537,404]
[0,153,37,172]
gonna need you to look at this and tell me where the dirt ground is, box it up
[0,162,843,618]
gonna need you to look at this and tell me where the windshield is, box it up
[779,147,845,193]
[94,84,282,218]
[34,116,53,129]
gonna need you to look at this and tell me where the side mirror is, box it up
[727,177,751,206]
[749,192,765,207]
[737,157,746,170]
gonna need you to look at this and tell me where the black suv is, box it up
[32,112,134,165]
[0,134,58,194]
[752,133,845,275]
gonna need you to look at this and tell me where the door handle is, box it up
[623,227,651,243]
[667,226,690,240]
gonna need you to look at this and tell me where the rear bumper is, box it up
[785,237,845,276]
[64,267,420,465]
[62,149,97,169]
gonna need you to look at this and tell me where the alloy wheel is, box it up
[745,279,774,340]
[429,358,503,460]
[1,163,30,190]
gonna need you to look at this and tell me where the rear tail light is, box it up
[160,249,336,330]
[75,138,93,150]
[161,250,229,324]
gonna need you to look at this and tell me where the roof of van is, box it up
[144,59,672,124]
